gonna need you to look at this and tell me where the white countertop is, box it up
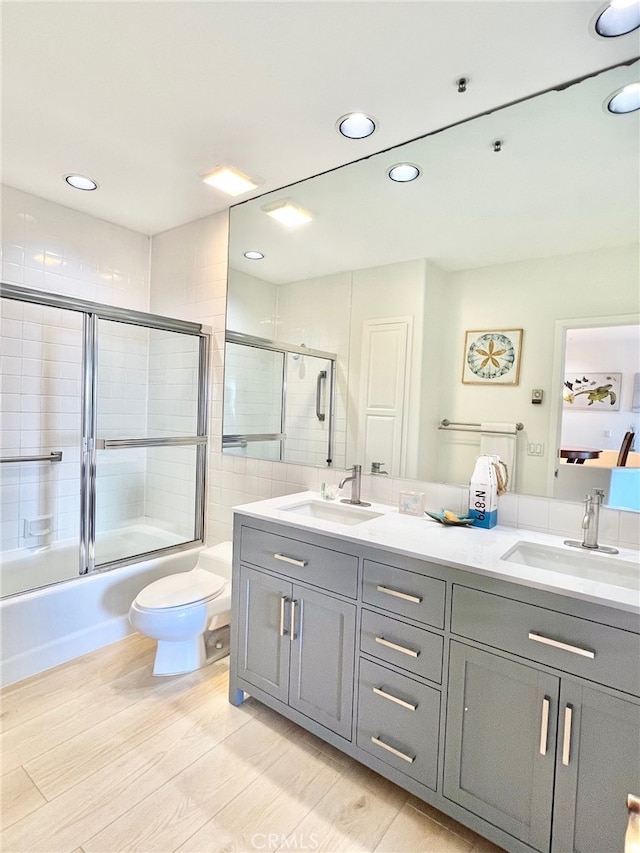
[234,491,640,615]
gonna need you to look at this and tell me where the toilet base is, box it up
[152,636,207,676]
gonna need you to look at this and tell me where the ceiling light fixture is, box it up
[606,82,640,113]
[262,200,313,228]
[593,0,640,37]
[244,251,264,260]
[387,163,421,183]
[65,174,98,191]
[337,113,377,139]
[202,166,258,197]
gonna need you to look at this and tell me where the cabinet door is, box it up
[289,585,356,740]
[552,681,640,853]
[237,565,291,702]
[444,642,559,852]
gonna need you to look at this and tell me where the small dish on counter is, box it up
[425,509,475,526]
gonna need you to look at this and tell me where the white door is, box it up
[358,318,412,476]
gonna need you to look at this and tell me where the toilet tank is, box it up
[197,542,233,581]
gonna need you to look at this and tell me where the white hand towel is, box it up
[480,423,518,489]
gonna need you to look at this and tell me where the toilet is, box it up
[129,541,233,676]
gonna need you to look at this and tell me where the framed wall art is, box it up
[562,372,621,410]
[462,329,523,385]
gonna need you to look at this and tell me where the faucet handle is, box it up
[591,487,605,502]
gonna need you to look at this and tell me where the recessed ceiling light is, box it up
[594,0,640,37]
[202,166,258,197]
[387,163,421,183]
[262,200,314,228]
[337,113,377,139]
[65,174,98,191]
[606,82,640,114]
[244,251,264,260]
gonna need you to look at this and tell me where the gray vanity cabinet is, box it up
[235,558,356,739]
[551,681,640,853]
[444,642,559,852]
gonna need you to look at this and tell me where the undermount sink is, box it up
[501,541,640,590]
[281,499,384,526]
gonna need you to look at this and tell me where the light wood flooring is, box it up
[1,634,506,853]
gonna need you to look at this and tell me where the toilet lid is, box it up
[136,569,226,610]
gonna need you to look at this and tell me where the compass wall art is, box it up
[462,329,523,385]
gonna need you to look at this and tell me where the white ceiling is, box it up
[2,1,639,237]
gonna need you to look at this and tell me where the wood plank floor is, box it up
[1,635,506,853]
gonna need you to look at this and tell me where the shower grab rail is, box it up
[222,433,286,446]
[0,451,63,464]
[96,436,207,450]
[438,419,524,434]
[316,370,327,422]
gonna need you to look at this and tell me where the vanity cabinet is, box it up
[230,512,640,853]
[445,583,640,852]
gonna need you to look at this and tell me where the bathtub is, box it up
[0,531,203,686]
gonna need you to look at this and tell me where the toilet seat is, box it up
[134,569,226,611]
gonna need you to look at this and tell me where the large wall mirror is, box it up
[224,60,639,508]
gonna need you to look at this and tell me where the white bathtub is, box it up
[0,532,203,686]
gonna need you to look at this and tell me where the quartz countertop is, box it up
[233,491,640,615]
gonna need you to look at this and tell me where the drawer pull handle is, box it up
[562,704,573,766]
[376,585,422,604]
[373,687,417,711]
[371,736,415,764]
[279,596,288,637]
[290,600,297,642]
[274,553,308,568]
[528,632,595,659]
[539,696,550,756]
[375,636,419,658]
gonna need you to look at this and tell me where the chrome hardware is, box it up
[290,600,297,642]
[370,462,388,475]
[376,585,422,604]
[439,419,524,434]
[373,687,417,711]
[279,597,288,637]
[274,553,308,568]
[96,436,206,450]
[316,370,327,421]
[339,464,371,506]
[0,451,63,464]
[562,704,573,766]
[375,636,419,658]
[564,487,619,555]
[539,696,550,756]
[370,736,415,764]
[528,631,595,659]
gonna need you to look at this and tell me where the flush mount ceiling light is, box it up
[202,166,258,197]
[606,82,640,113]
[594,0,640,36]
[262,200,313,228]
[336,112,377,139]
[65,174,98,191]
[387,163,421,183]
[244,251,264,260]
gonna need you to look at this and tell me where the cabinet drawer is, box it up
[363,560,445,629]
[360,609,443,683]
[240,525,358,598]
[451,585,640,696]
[357,658,440,790]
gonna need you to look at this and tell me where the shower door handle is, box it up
[316,371,327,421]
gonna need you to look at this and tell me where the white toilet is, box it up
[129,541,233,676]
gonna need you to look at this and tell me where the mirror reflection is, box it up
[224,61,640,506]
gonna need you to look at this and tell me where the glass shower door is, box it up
[1,297,83,595]
[91,318,207,569]
[283,352,335,466]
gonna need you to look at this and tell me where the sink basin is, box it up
[501,541,639,590]
[281,499,384,526]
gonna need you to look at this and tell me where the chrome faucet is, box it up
[339,464,371,507]
[564,488,619,554]
[370,462,388,475]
